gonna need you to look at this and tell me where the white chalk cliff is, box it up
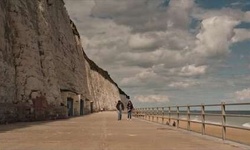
[0,0,129,123]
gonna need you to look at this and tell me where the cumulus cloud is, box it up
[90,0,197,32]
[168,81,198,88]
[167,0,195,29]
[65,0,94,17]
[120,69,158,87]
[194,16,240,57]
[128,33,158,50]
[243,11,250,22]
[167,65,207,77]
[179,65,207,76]
[235,88,250,101]
[232,28,250,43]
[134,95,170,102]
[137,69,157,79]
[163,29,196,50]
[90,0,168,32]
[192,7,243,21]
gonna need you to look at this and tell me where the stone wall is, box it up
[0,0,129,123]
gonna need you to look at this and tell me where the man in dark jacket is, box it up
[116,100,124,120]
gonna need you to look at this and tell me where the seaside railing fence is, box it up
[134,102,250,146]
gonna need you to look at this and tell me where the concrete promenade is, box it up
[0,111,249,150]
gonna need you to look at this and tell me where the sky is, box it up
[64,0,250,107]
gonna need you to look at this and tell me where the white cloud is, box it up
[192,7,243,22]
[154,29,196,51]
[235,88,250,101]
[179,64,207,76]
[120,69,158,87]
[167,0,195,29]
[243,11,250,22]
[128,33,158,50]
[232,29,250,43]
[120,77,141,87]
[168,81,198,88]
[65,0,94,17]
[137,69,156,79]
[90,0,169,32]
[134,95,170,102]
[167,65,207,77]
[194,16,240,57]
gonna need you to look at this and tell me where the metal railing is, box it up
[134,102,250,146]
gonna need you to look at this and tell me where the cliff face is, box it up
[0,0,129,123]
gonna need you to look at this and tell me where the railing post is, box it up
[147,108,150,120]
[141,108,143,118]
[149,107,151,120]
[146,108,150,120]
[168,107,171,125]
[152,108,155,122]
[143,108,145,119]
[144,108,146,119]
[162,107,164,124]
[153,108,157,122]
[139,108,143,118]
[141,108,143,117]
[148,108,150,120]
[221,102,226,140]
[156,107,159,123]
[201,104,205,135]
[187,105,190,131]
[177,106,179,128]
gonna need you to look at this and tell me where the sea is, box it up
[161,110,250,128]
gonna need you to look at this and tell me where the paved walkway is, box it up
[0,111,249,150]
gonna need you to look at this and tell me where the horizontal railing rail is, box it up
[133,102,250,146]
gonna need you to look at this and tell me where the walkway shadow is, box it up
[0,114,92,133]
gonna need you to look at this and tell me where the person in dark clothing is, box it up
[127,100,134,120]
[116,100,124,120]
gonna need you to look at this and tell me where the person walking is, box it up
[127,100,134,120]
[116,100,124,120]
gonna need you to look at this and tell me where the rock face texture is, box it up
[0,0,129,123]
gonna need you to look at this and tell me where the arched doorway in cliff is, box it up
[67,97,74,116]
